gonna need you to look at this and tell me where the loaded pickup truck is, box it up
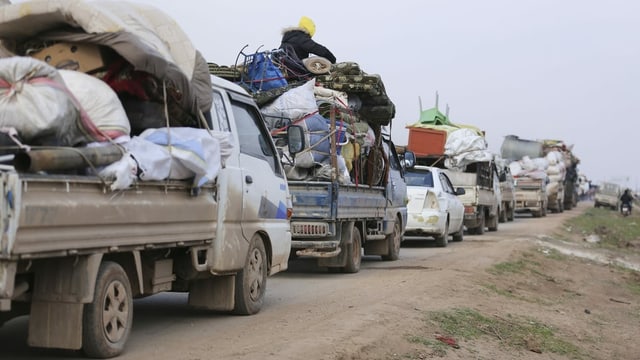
[0,76,296,358]
[445,160,501,235]
[284,134,409,273]
[594,181,621,210]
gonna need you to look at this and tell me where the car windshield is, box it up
[406,170,434,187]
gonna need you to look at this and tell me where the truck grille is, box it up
[291,222,329,237]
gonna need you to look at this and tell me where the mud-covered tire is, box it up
[381,218,401,261]
[434,221,449,247]
[507,204,515,221]
[82,262,133,359]
[474,212,485,235]
[488,213,499,232]
[452,222,464,242]
[233,235,267,315]
[499,206,507,223]
[343,226,362,273]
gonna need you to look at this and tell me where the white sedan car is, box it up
[404,165,465,247]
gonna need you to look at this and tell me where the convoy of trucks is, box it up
[0,1,610,358]
[500,135,580,216]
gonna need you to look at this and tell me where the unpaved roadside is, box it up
[1,201,638,359]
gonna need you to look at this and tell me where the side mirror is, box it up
[402,151,416,169]
[456,187,466,196]
[287,125,305,155]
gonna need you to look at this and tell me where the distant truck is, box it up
[594,182,621,210]
[444,160,501,234]
[501,135,579,215]
[513,175,548,217]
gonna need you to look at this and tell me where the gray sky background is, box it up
[41,1,640,187]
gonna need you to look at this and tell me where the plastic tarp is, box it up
[443,128,492,170]
[99,127,234,190]
[0,0,212,121]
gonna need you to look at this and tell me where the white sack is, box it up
[102,127,232,190]
[261,79,317,120]
[509,161,524,176]
[0,56,78,144]
[58,69,130,141]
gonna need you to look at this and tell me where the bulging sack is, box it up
[0,56,79,145]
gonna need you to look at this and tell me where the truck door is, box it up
[227,94,290,250]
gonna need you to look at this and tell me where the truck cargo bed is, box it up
[1,172,217,259]
[288,181,386,220]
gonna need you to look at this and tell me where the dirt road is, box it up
[2,201,638,359]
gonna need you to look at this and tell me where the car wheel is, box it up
[452,222,464,242]
[434,221,449,247]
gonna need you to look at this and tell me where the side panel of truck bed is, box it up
[288,181,386,220]
[2,174,217,258]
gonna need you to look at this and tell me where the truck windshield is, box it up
[405,171,434,187]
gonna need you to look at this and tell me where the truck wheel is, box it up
[475,212,485,235]
[507,204,515,221]
[381,219,401,261]
[488,213,499,232]
[499,206,507,223]
[434,221,449,247]
[343,226,362,273]
[234,235,267,315]
[452,221,464,242]
[82,261,133,359]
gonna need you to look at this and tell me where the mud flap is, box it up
[188,275,235,311]
[318,222,353,268]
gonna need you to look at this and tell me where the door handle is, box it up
[245,175,253,184]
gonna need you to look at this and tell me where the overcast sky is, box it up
[24,0,640,187]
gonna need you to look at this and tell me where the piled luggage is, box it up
[0,0,227,188]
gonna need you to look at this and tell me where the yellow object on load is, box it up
[299,16,316,37]
[341,141,359,172]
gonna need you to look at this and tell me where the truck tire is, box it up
[434,221,449,247]
[343,226,362,273]
[82,261,133,359]
[507,203,515,221]
[452,221,464,242]
[476,211,485,235]
[234,234,267,315]
[381,218,401,261]
[499,206,507,223]
[487,213,499,232]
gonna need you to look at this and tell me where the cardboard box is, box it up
[407,127,448,156]
[30,42,106,74]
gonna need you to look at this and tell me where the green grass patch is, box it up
[565,208,640,252]
[488,259,527,275]
[425,308,584,358]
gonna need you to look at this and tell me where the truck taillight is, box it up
[287,207,293,220]
[464,206,475,214]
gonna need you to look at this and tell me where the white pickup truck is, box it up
[0,76,296,358]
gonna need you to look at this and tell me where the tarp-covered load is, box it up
[0,0,212,133]
[0,1,228,191]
